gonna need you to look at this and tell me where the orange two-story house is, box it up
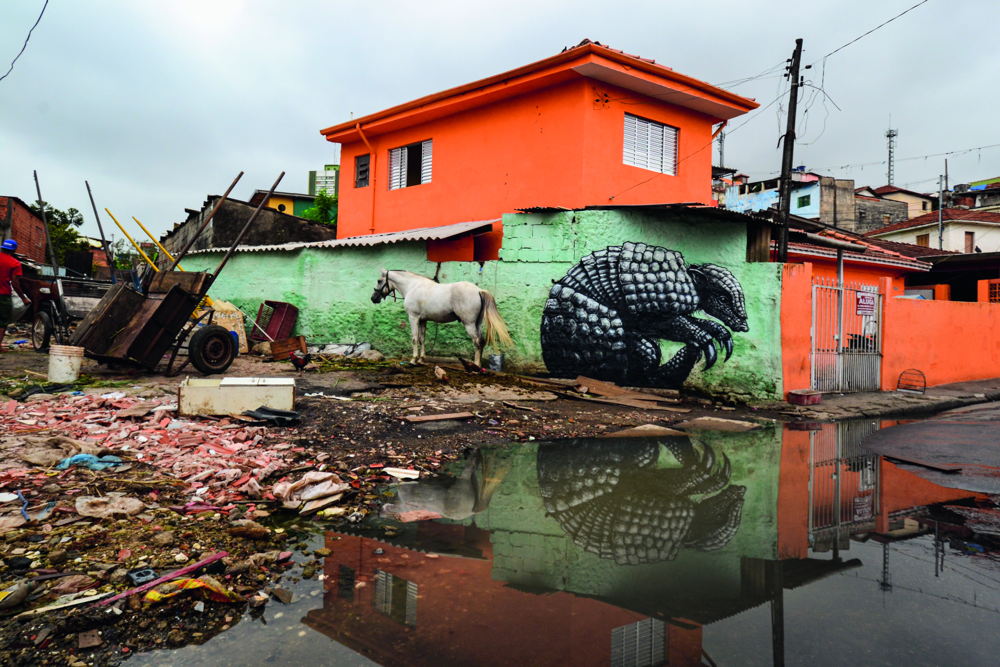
[320,40,759,261]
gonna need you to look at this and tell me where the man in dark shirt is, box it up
[1,239,31,349]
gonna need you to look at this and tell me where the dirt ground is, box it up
[0,340,783,461]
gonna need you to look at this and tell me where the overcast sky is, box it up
[0,0,994,240]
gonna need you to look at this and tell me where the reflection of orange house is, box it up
[777,422,982,560]
[305,524,703,666]
[320,40,758,262]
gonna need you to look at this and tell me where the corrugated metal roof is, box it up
[186,219,498,255]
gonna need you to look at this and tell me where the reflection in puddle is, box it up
[537,439,744,563]
[137,421,1000,666]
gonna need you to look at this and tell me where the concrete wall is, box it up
[183,208,786,401]
[818,177,856,229]
[161,198,336,255]
[881,294,1000,387]
[854,196,907,233]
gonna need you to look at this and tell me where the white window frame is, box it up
[389,139,433,190]
[623,114,678,176]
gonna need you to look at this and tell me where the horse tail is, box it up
[478,290,513,350]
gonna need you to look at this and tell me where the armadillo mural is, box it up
[540,241,749,387]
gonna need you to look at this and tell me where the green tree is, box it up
[301,190,338,229]
[29,201,90,265]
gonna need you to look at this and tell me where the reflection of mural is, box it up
[537,438,746,565]
[540,242,749,387]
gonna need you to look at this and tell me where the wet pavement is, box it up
[125,421,1000,666]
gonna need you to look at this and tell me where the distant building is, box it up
[309,165,340,196]
[0,196,47,263]
[865,185,936,219]
[726,172,898,233]
[248,190,317,218]
[865,208,1000,253]
[952,178,1000,212]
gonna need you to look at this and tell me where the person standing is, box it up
[1,239,31,349]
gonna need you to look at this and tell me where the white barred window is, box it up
[623,114,678,175]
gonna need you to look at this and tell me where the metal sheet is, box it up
[185,219,499,255]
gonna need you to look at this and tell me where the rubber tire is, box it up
[189,324,237,375]
[31,311,53,352]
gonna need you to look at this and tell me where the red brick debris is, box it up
[1,393,301,505]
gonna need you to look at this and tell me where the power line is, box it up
[0,0,50,84]
[810,0,931,66]
[748,141,1000,181]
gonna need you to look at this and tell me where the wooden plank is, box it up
[574,376,681,403]
[559,392,690,413]
[403,412,475,423]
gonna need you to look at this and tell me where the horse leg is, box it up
[408,314,422,364]
[418,320,428,363]
[463,319,484,367]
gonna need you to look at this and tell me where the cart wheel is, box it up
[189,324,237,375]
[31,311,53,352]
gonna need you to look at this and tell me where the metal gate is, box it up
[811,278,883,392]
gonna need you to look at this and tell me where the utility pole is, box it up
[937,174,944,250]
[718,129,726,169]
[777,38,803,263]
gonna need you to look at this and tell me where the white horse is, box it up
[371,269,513,366]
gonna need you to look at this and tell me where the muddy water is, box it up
[135,420,1000,666]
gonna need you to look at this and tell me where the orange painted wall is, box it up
[336,76,719,239]
[780,262,813,396]
[881,296,1000,387]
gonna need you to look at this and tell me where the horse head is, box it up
[371,270,392,303]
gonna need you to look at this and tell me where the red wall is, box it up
[335,77,719,239]
[0,197,47,263]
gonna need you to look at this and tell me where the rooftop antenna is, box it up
[886,121,898,185]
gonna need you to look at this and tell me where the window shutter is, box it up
[420,139,433,184]
[661,124,677,175]
[623,114,677,176]
[389,147,406,190]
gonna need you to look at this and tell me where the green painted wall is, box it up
[182,209,784,400]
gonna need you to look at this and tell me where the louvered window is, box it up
[389,139,433,190]
[354,154,370,188]
[623,114,677,175]
[611,618,666,667]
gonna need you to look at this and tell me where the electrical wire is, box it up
[0,0,50,84]
[810,0,931,66]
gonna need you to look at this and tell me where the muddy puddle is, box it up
[133,419,1000,666]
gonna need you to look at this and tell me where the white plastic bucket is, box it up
[48,345,85,383]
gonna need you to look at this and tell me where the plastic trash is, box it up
[56,454,124,471]
[143,576,241,604]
